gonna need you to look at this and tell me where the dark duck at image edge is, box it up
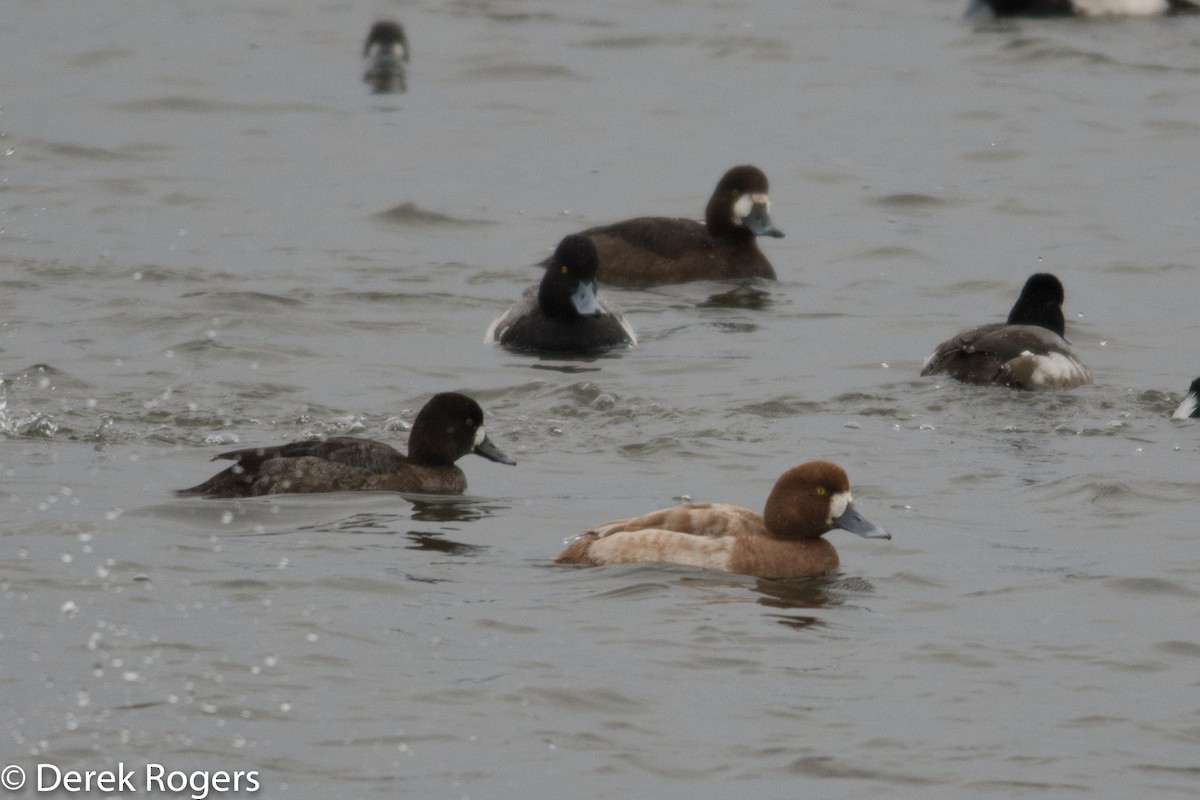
[967,0,1199,16]
[177,392,514,498]
[1172,378,1200,419]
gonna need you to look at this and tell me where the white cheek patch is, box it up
[474,426,487,447]
[732,193,754,223]
[828,490,851,523]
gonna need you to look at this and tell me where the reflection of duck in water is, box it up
[363,20,409,94]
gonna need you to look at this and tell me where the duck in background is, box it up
[1172,378,1200,418]
[178,393,514,497]
[555,461,890,579]
[543,165,784,288]
[967,0,1198,16]
[488,234,636,355]
[921,272,1092,390]
[363,20,409,94]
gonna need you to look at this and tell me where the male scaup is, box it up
[544,165,784,288]
[488,234,636,355]
[363,20,409,93]
[555,461,890,579]
[967,0,1198,16]
[1172,378,1200,419]
[177,392,514,498]
[921,272,1092,390]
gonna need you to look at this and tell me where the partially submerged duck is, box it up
[921,272,1092,390]
[555,461,889,579]
[178,392,513,497]
[363,20,409,93]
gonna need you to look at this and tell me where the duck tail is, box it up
[554,532,599,564]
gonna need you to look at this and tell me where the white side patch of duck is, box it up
[1073,0,1169,14]
[1027,351,1091,387]
[1173,392,1198,420]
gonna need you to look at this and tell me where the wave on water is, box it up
[373,202,494,228]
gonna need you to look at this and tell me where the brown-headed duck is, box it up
[1172,378,1200,419]
[178,392,514,498]
[542,165,784,288]
[363,20,409,93]
[488,234,636,355]
[555,461,889,579]
[967,0,1198,15]
[920,272,1092,390]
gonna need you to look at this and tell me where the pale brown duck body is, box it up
[555,461,889,579]
[178,393,514,498]
[544,165,784,288]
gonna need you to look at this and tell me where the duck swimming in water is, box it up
[555,461,889,579]
[543,165,784,287]
[178,392,513,497]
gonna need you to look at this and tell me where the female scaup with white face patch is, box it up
[1172,378,1200,419]
[544,165,784,288]
[967,0,1198,15]
[555,461,889,579]
[488,234,636,355]
[177,392,514,497]
[921,272,1092,390]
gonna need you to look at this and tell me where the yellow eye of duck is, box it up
[560,265,569,274]
[816,487,827,496]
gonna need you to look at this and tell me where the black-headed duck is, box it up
[1173,378,1200,419]
[921,272,1092,390]
[555,461,889,579]
[178,393,514,498]
[544,165,784,288]
[967,0,1198,15]
[363,20,409,93]
[488,234,636,355]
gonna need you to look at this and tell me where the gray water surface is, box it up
[3,1,1200,798]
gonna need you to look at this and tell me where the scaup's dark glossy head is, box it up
[177,392,514,498]
[489,234,636,355]
[967,0,1197,16]
[1005,272,1066,336]
[1172,377,1200,419]
[545,165,784,287]
[921,272,1091,390]
[705,164,784,240]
